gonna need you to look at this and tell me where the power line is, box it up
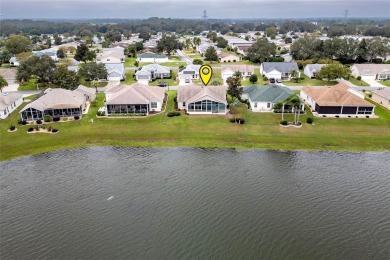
[202,10,208,20]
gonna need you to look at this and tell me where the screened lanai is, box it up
[187,100,226,114]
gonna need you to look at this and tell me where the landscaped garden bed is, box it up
[27,126,59,134]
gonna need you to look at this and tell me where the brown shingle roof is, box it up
[177,85,227,104]
[0,68,17,79]
[302,83,374,107]
[105,84,165,105]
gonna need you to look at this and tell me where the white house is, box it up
[260,62,300,80]
[351,64,390,80]
[303,64,326,78]
[105,63,126,81]
[33,49,59,62]
[135,64,170,84]
[242,85,295,112]
[0,92,24,119]
[177,65,201,85]
[221,65,254,84]
[137,53,168,63]
[177,85,228,115]
[9,57,20,67]
[105,84,166,115]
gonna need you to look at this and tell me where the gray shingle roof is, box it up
[136,64,170,75]
[0,92,23,110]
[373,88,390,100]
[105,63,125,74]
[262,62,299,73]
[243,84,293,102]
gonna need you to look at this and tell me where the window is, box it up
[267,103,271,108]
[151,102,157,108]
[183,102,186,106]
[254,103,258,108]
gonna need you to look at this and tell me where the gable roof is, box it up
[302,83,374,107]
[243,84,293,102]
[305,64,326,73]
[373,88,390,100]
[21,88,85,111]
[221,65,254,74]
[105,84,165,105]
[97,50,125,60]
[177,85,227,104]
[218,52,240,59]
[353,64,390,75]
[262,62,299,74]
[178,65,201,75]
[136,64,170,75]
[0,92,23,110]
[138,52,167,59]
[105,63,125,75]
[75,85,96,96]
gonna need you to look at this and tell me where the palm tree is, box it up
[91,80,99,93]
[233,71,242,78]
[0,75,8,93]
[193,37,201,50]
[284,94,302,125]
[290,69,298,83]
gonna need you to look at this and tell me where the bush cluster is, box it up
[306,117,313,124]
[28,127,34,132]
[44,115,53,122]
[9,125,16,131]
[53,117,60,122]
[167,111,181,117]
[52,128,59,133]
[36,120,42,124]
[74,116,80,120]
[18,120,27,125]
[229,118,245,124]
[280,120,288,125]
[97,111,105,116]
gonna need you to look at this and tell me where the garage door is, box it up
[362,75,376,80]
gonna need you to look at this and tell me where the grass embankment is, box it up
[1,90,390,161]
[348,76,370,86]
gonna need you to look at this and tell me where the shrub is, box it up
[179,65,185,69]
[357,76,362,80]
[35,126,39,131]
[18,120,27,125]
[368,94,372,98]
[230,118,245,124]
[173,96,177,103]
[306,117,313,124]
[335,115,339,118]
[97,111,105,116]
[62,117,68,121]
[280,120,288,125]
[9,125,16,131]
[366,116,370,118]
[52,128,59,133]
[167,111,180,117]
[193,59,203,65]
[173,111,181,116]
[322,115,327,117]
[48,126,52,132]
[249,74,258,84]
[44,115,53,122]
[90,100,97,107]
[36,120,42,124]
[28,127,34,132]
[53,117,60,122]
[74,116,80,120]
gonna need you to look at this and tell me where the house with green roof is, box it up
[242,85,294,112]
[136,52,168,63]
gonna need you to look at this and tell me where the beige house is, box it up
[20,89,86,121]
[372,88,390,110]
[96,51,125,64]
[218,52,242,63]
[351,64,390,80]
[0,68,18,84]
[177,85,228,115]
[221,65,254,84]
[105,84,166,115]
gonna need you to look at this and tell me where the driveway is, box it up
[176,49,192,65]
[364,79,384,87]
[2,83,19,92]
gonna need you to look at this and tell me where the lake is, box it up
[1,147,389,259]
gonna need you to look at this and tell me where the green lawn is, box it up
[193,68,223,85]
[283,74,338,86]
[124,57,136,67]
[124,70,137,85]
[242,69,268,86]
[1,91,390,161]
[79,78,108,88]
[17,79,57,91]
[348,76,370,86]
[148,70,179,86]
[379,80,390,87]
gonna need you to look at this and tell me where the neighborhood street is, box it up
[176,49,192,64]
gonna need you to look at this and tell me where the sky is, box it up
[0,0,389,19]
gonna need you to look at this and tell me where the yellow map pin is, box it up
[199,65,212,86]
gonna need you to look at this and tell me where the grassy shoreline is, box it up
[1,91,390,162]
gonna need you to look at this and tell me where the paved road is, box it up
[176,49,192,65]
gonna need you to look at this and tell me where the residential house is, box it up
[9,56,20,67]
[218,52,242,63]
[33,49,59,62]
[0,92,23,119]
[372,88,390,110]
[137,53,168,63]
[0,69,18,84]
[105,63,126,81]
[75,85,96,101]
[103,46,125,54]
[135,64,170,84]
[235,45,251,56]
[242,85,294,112]
[105,84,165,115]
[221,65,254,84]
[67,59,80,72]
[177,65,201,85]
[304,64,326,78]
[260,62,300,80]
[177,85,228,115]
[96,50,125,64]
[300,83,375,117]
[351,64,390,80]
[20,89,86,121]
